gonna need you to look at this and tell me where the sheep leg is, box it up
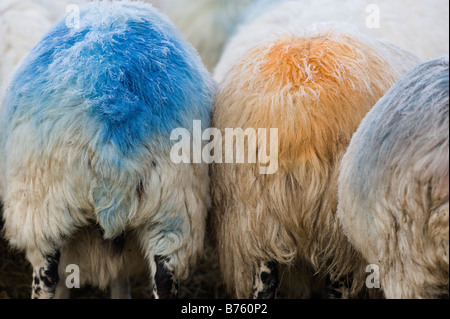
[151,255,178,299]
[31,251,61,299]
[253,261,279,299]
[110,276,131,299]
[326,274,351,299]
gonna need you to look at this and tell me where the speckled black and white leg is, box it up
[326,274,351,299]
[253,261,279,299]
[150,255,178,299]
[31,251,61,299]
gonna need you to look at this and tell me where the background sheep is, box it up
[0,1,215,299]
[337,56,449,299]
[215,0,449,82]
[211,15,421,297]
[161,0,257,72]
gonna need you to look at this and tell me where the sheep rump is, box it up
[1,1,215,298]
[337,56,449,299]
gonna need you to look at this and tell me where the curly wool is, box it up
[337,56,449,299]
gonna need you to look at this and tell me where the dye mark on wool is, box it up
[170,120,279,174]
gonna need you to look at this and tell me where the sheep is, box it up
[0,1,216,299]
[161,0,257,72]
[210,12,421,298]
[337,56,449,299]
[214,0,449,82]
